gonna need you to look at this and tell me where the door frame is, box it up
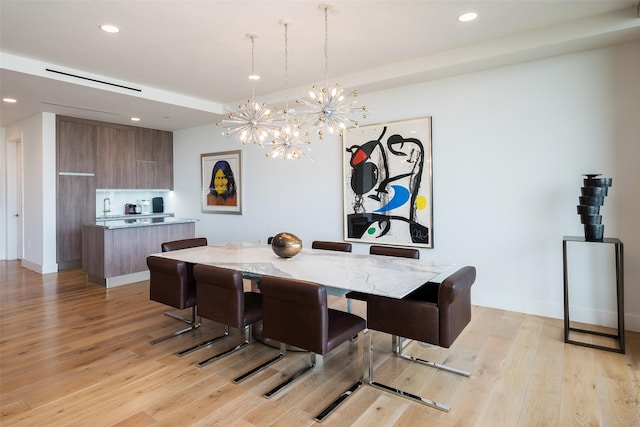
[6,137,24,260]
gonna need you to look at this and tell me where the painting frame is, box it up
[342,116,433,248]
[201,150,242,215]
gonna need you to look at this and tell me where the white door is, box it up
[16,140,23,259]
[6,139,23,260]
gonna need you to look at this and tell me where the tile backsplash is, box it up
[96,190,173,217]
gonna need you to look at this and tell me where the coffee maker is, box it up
[125,203,139,214]
[139,199,151,214]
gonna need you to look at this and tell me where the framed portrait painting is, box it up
[343,117,433,248]
[201,150,242,215]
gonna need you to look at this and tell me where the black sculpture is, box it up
[577,174,612,241]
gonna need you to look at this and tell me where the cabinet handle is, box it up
[59,172,95,176]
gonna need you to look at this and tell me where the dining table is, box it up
[150,241,454,298]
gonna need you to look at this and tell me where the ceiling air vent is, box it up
[45,68,142,92]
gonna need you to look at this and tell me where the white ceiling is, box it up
[1,0,639,131]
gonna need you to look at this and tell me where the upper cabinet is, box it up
[57,117,97,174]
[57,116,174,190]
[136,128,172,162]
[135,128,174,190]
[96,126,137,189]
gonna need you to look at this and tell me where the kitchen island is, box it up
[82,217,196,287]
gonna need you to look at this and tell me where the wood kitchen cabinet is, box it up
[82,220,195,287]
[135,128,173,190]
[57,117,96,173]
[56,116,98,267]
[57,174,96,266]
[96,125,138,189]
[56,116,174,269]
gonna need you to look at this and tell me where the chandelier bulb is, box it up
[269,18,313,160]
[293,3,368,139]
[217,34,278,145]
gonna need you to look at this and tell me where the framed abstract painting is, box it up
[342,117,433,248]
[201,150,242,215]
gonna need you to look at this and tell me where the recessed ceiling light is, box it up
[130,117,141,122]
[100,24,120,33]
[2,98,17,103]
[248,74,260,80]
[458,12,478,22]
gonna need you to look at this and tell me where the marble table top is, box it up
[151,242,454,299]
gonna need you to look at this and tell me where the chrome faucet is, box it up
[103,197,111,214]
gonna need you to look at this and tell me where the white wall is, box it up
[3,113,57,273]
[173,40,640,332]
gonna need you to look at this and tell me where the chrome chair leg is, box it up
[394,335,470,377]
[150,306,200,345]
[397,353,471,377]
[315,380,364,422]
[314,331,366,422]
[164,310,194,324]
[197,325,253,368]
[176,325,230,357]
[368,380,451,412]
[264,353,316,399]
[233,343,286,384]
[391,335,411,353]
[368,331,451,413]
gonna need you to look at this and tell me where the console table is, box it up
[562,236,625,353]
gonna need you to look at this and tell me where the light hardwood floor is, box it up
[1,260,638,426]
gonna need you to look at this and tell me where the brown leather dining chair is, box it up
[158,237,207,322]
[365,265,477,412]
[369,244,420,259]
[232,275,367,422]
[311,240,352,252]
[161,237,208,253]
[345,245,420,309]
[147,238,208,344]
[311,240,356,315]
[175,264,263,368]
[147,256,201,344]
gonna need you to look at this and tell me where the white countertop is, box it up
[89,216,197,229]
[96,213,173,221]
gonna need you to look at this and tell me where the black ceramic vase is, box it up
[577,174,612,241]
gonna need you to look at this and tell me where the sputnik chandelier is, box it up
[267,20,312,160]
[218,3,369,154]
[296,4,367,139]
[216,34,277,145]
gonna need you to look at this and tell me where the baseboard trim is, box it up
[87,271,150,288]
[473,290,639,333]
